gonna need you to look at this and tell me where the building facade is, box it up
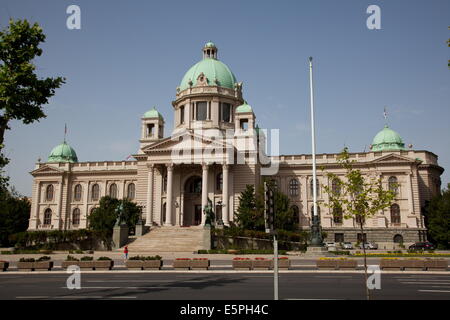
[27,42,444,248]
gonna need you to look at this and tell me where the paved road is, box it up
[0,272,449,300]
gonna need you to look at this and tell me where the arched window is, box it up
[74,184,82,201]
[333,207,343,224]
[331,178,341,196]
[185,176,202,194]
[289,179,299,196]
[310,205,321,218]
[46,185,54,201]
[127,183,135,200]
[391,204,401,224]
[91,184,100,201]
[309,179,320,197]
[109,183,118,198]
[393,234,403,244]
[216,173,223,191]
[43,208,52,225]
[72,208,81,225]
[291,205,300,223]
[388,176,398,195]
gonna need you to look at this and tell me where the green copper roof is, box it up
[371,125,407,152]
[143,107,163,119]
[236,101,253,113]
[179,47,237,91]
[204,41,216,48]
[47,142,78,163]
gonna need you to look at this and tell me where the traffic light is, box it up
[264,182,275,233]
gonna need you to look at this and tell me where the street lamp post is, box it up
[309,56,323,247]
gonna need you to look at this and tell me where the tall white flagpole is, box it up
[309,57,317,220]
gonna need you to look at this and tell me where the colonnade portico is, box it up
[145,162,230,227]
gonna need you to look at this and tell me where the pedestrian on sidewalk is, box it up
[124,245,128,260]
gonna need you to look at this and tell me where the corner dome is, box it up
[236,101,253,113]
[371,125,407,152]
[48,142,78,163]
[179,42,237,91]
[143,107,163,119]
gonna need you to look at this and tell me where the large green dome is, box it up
[371,125,407,152]
[47,142,78,163]
[179,43,237,91]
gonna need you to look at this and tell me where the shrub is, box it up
[129,255,161,261]
[97,256,112,261]
[80,256,93,261]
[65,255,79,261]
[19,258,35,262]
[37,256,51,261]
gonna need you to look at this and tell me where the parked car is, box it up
[325,242,338,249]
[342,242,353,250]
[359,242,378,250]
[409,242,435,251]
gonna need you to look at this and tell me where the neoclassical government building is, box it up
[27,42,444,248]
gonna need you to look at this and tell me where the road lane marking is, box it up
[418,290,450,293]
[16,296,49,299]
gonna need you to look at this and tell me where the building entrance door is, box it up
[194,205,202,226]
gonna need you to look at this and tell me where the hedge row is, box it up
[9,229,105,249]
[212,227,309,243]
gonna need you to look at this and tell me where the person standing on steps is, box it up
[124,245,128,260]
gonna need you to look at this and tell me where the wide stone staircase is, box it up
[123,226,209,252]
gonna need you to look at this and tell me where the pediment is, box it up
[30,165,65,176]
[141,130,233,154]
[370,153,416,164]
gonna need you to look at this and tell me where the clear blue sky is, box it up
[1,0,449,196]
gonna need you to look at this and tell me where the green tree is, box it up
[88,196,142,238]
[0,19,65,191]
[424,184,450,249]
[0,19,65,148]
[322,147,396,300]
[235,185,264,231]
[234,182,297,232]
[0,190,31,246]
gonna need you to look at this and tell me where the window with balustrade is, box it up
[43,208,52,225]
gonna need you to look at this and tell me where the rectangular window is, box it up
[196,102,207,121]
[180,105,185,124]
[221,103,231,122]
[240,119,248,130]
[335,233,344,243]
[357,233,367,243]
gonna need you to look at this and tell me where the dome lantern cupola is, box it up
[203,41,217,59]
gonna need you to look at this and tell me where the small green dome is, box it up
[179,44,237,91]
[48,142,78,163]
[371,125,407,152]
[236,101,253,113]
[143,107,163,119]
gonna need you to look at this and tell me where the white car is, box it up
[342,242,353,249]
[325,242,338,248]
[359,242,378,250]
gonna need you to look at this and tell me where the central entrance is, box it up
[183,175,202,226]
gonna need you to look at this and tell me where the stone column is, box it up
[222,164,229,225]
[201,163,209,225]
[146,164,154,226]
[83,181,90,228]
[56,177,64,230]
[407,172,414,214]
[165,164,174,226]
